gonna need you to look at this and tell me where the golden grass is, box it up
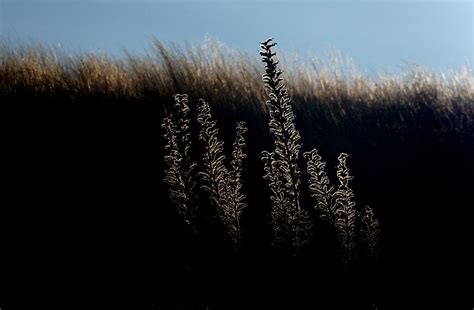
[1,38,472,146]
[2,38,472,107]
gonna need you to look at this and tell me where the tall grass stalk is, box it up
[334,153,357,270]
[360,205,381,259]
[162,94,198,231]
[260,38,311,254]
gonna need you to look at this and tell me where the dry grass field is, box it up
[1,38,473,309]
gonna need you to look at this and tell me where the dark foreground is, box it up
[0,96,472,309]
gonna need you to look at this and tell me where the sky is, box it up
[1,0,473,73]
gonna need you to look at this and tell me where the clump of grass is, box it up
[197,98,248,250]
[305,150,381,270]
[162,94,198,232]
[260,38,311,254]
[259,38,381,266]
[162,93,249,249]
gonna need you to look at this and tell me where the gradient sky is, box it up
[1,0,473,73]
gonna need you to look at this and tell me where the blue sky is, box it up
[1,0,473,73]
